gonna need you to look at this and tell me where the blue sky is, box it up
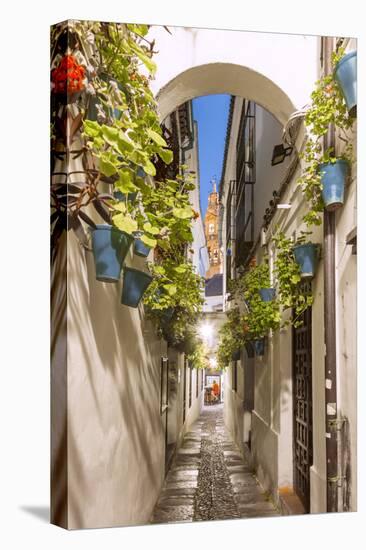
[192,94,231,218]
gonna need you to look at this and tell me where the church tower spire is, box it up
[204,176,222,279]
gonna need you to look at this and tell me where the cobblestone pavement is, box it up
[151,404,280,524]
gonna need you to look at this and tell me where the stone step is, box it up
[166,470,199,481]
[151,505,194,523]
[157,496,195,506]
[234,492,268,505]
[161,486,197,497]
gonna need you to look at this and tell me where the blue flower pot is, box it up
[121,267,153,308]
[319,159,349,211]
[334,50,357,118]
[259,288,276,301]
[231,349,241,361]
[293,243,318,279]
[136,167,146,179]
[254,338,265,356]
[245,342,255,358]
[162,307,174,321]
[134,238,151,258]
[114,191,138,202]
[91,225,133,282]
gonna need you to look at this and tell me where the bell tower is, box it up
[204,178,222,279]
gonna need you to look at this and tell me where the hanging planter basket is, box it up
[91,224,133,282]
[293,243,318,279]
[245,342,255,358]
[254,338,265,356]
[259,288,276,301]
[334,50,357,118]
[231,349,241,361]
[133,237,151,258]
[121,267,153,308]
[318,159,349,211]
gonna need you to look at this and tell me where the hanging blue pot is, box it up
[259,288,276,301]
[334,50,357,118]
[134,237,151,258]
[162,307,174,321]
[231,349,241,361]
[91,225,133,282]
[254,338,265,356]
[293,243,318,279]
[136,167,146,179]
[318,159,349,211]
[245,342,255,358]
[121,267,153,308]
[114,190,138,202]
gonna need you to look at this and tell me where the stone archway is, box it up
[148,25,318,124]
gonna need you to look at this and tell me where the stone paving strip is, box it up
[150,405,280,524]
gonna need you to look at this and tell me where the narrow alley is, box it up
[50,21,357,531]
[151,405,279,524]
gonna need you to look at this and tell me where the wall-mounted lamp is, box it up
[271,144,293,166]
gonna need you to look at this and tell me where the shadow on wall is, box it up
[51,231,167,528]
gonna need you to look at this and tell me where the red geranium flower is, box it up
[51,54,86,95]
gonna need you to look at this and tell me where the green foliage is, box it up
[50,21,204,344]
[187,340,208,370]
[298,47,354,227]
[217,307,246,370]
[143,255,204,346]
[231,260,281,339]
[272,231,314,327]
[76,22,199,251]
[138,170,197,251]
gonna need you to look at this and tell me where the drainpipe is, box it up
[323,36,338,514]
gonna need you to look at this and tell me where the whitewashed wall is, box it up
[149,26,318,125]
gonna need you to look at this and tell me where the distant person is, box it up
[212,381,220,399]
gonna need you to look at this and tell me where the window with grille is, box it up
[234,100,256,267]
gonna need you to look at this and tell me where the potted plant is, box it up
[230,261,281,338]
[143,255,204,344]
[273,230,315,327]
[334,50,357,118]
[298,46,354,225]
[114,190,138,202]
[293,232,319,279]
[318,154,350,211]
[132,231,152,258]
[121,267,153,308]
[91,224,133,282]
[254,338,265,357]
[259,288,276,301]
